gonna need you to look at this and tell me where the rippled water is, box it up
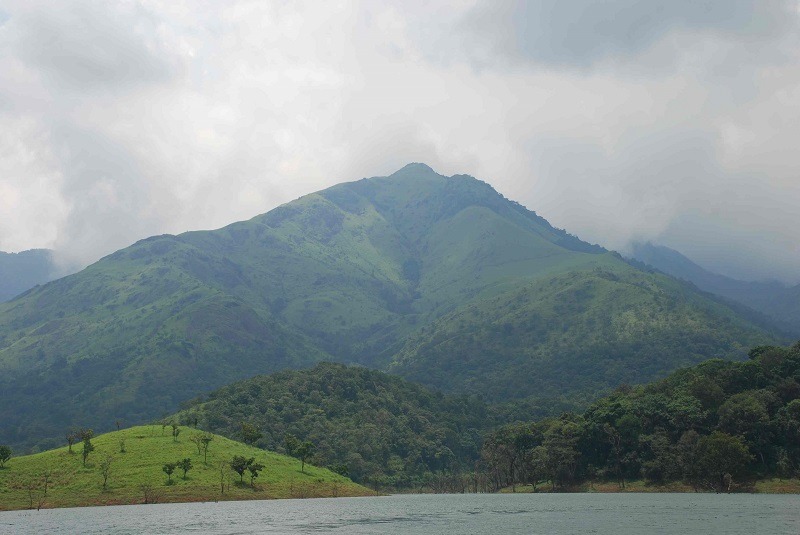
[1,493,799,535]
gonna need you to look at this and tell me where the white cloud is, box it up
[0,0,798,283]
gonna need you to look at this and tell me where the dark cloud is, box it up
[449,0,794,69]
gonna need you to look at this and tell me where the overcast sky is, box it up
[1,0,799,283]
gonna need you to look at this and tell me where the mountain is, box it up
[627,242,800,333]
[174,362,492,487]
[0,249,61,302]
[0,425,367,511]
[0,164,778,451]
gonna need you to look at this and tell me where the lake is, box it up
[1,493,799,534]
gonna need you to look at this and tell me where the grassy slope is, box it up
[0,426,369,511]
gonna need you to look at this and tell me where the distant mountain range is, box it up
[627,242,800,334]
[0,164,778,451]
[0,249,62,302]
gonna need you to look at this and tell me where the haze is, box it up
[0,0,798,283]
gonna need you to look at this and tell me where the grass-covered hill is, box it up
[481,342,800,493]
[0,163,778,451]
[173,363,491,488]
[0,425,367,511]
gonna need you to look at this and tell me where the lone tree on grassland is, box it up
[285,434,315,472]
[81,431,95,467]
[296,441,315,474]
[189,433,214,462]
[200,434,213,464]
[0,445,12,467]
[190,434,204,455]
[100,454,114,490]
[163,462,177,484]
[230,456,251,483]
[65,429,79,453]
[178,458,193,480]
[248,461,265,488]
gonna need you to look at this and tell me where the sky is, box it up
[0,0,799,283]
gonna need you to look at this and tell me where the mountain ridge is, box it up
[0,164,777,451]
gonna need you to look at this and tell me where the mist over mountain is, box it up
[0,249,62,302]
[627,242,800,334]
[0,164,777,451]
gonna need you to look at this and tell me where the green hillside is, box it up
[0,163,778,451]
[0,425,368,511]
[628,242,800,334]
[390,266,771,401]
[173,362,492,488]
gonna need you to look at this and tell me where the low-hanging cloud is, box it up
[447,0,791,70]
[0,0,799,284]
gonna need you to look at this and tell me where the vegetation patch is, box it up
[0,425,369,511]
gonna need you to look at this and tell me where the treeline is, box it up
[175,363,491,487]
[480,342,800,492]
[174,344,800,492]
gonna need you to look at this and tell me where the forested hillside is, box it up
[481,342,800,492]
[174,363,491,487]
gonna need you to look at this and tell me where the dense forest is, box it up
[175,363,492,487]
[175,342,800,492]
[480,342,800,493]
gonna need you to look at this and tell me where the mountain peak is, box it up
[390,162,439,177]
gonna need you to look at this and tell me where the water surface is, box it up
[1,493,798,534]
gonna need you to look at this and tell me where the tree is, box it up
[717,392,771,465]
[178,458,193,479]
[240,422,263,446]
[163,462,177,483]
[171,423,181,442]
[201,434,213,465]
[65,429,78,454]
[296,441,315,474]
[528,446,547,492]
[218,460,230,495]
[41,470,52,496]
[230,456,251,483]
[190,434,204,455]
[247,461,265,487]
[0,445,11,468]
[100,454,114,490]
[284,434,300,457]
[139,484,163,504]
[697,431,753,492]
[81,436,95,467]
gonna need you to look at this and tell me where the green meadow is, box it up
[0,425,370,511]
